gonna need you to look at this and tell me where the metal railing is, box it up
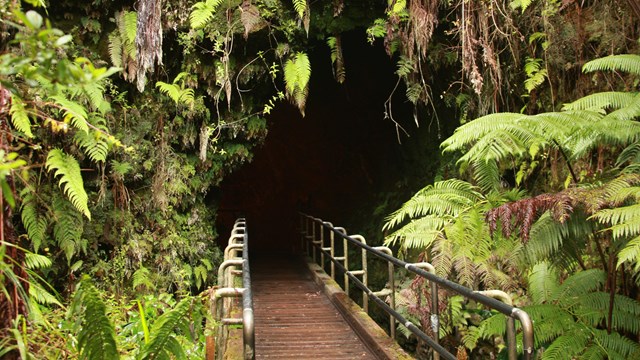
[208,218,255,360]
[301,214,534,360]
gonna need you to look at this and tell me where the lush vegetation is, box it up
[1,0,639,359]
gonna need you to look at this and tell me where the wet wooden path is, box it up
[251,254,378,359]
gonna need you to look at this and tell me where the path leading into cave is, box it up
[251,254,378,359]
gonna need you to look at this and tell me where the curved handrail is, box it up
[300,213,534,360]
[208,218,255,360]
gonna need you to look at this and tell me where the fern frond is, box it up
[383,179,482,230]
[617,235,640,271]
[591,328,640,359]
[140,297,192,360]
[603,93,640,122]
[552,268,605,303]
[49,95,89,133]
[52,196,84,263]
[520,212,567,264]
[29,281,61,306]
[284,52,311,115]
[594,204,640,239]
[74,278,120,360]
[293,0,307,19]
[121,11,137,46]
[20,189,48,252]
[528,261,558,304]
[542,330,590,360]
[75,127,109,163]
[25,252,52,270]
[582,54,640,76]
[384,215,448,249]
[190,0,223,29]
[133,266,155,291]
[563,92,637,111]
[470,159,501,193]
[46,149,90,219]
[9,95,33,138]
[108,32,122,68]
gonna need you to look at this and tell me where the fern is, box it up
[190,0,224,29]
[9,95,33,138]
[52,196,84,263]
[155,73,195,107]
[284,52,311,115]
[563,91,637,111]
[20,188,48,252]
[49,95,90,133]
[292,0,307,19]
[384,179,483,230]
[523,57,547,93]
[133,266,155,291]
[46,149,90,219]
[74,117,109,163]
[582,54,640,76]
[140,297,192,360]
[73,278,120,360]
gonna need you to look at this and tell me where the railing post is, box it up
[350,235,368,313]
[372,246,395,339]
[475,290,517,360]
[413,262,439,360]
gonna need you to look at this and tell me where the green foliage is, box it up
[9,95,33,138]
[46,149,90,219]
[139,297,193,360]
[20,189,48,252]
[284,52,311,116]
[72,278,120,360]
[582,54,640,76]
[189,0,224,29]
[155,72,196,107]
[523,57,548,93]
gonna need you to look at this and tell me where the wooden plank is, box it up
[251,254,379,359]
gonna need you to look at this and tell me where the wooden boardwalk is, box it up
[251,254,378,359]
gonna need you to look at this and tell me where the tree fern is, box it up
[9,95,33,138]
[582,54,640,76]
[73,278,120,360]
[563,91,637,111]
[139,297,192,360]
[189,0,224,29]
[383,179,483,230]
[284,52,311,116]
[46,149,90,219]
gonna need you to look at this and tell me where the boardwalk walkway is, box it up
[251,254,378,359]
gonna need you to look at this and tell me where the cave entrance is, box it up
[216,31,412,254]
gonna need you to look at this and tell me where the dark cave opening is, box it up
[215,30,425,253]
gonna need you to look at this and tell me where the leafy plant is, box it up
[284,52,311,116]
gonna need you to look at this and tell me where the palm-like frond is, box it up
[383,179,482,230]
[582,54,640,76]
[563,92,637,111]
[528,261,558,304]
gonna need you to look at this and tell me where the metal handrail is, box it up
[208,218,255,360]
[301,213,534,360]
